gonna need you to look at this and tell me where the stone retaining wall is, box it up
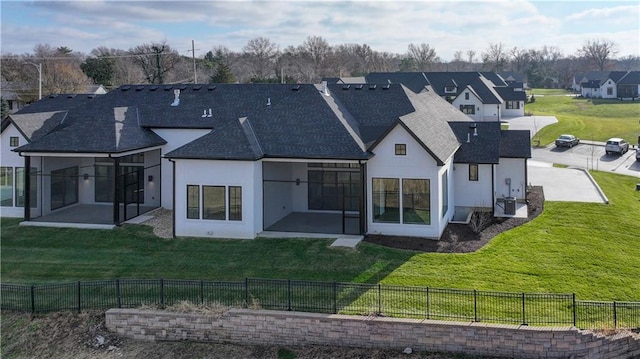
[106,308,640,359]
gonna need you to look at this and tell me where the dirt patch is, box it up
[364,186,544,253]
[1,310,501,359]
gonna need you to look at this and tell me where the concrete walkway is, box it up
[528,161,608,203]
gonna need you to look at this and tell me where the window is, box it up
[464,92,469,100]
[9,137,19,147]
[459,105,475,114]
[229,186,242,221]
[506,101,520,109]
[203,186,225,220]
[308,169,359,211]
[444,86,456,93]
[187,185,200,219]
[395,144,406,156]
[469,164,479,181]
[1,167,13,206]
[402,179,430,225]
[94,165,144,203]
[15,167,37,208]
[442,170,449,217]
[50,166,78,210]
[373,178,399,223]
[607,87,613,95]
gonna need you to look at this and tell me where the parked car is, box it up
[636,147,640,162]
[605,138,629,155]
[555,134,580,148]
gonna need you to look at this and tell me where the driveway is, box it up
[503,115,558,138]
[527,161,608,203]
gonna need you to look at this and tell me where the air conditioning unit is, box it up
[504,197,517,215]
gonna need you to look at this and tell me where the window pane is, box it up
[95,165,114,202]
[203,186,225,220]
[51,167,78,210]
[373,178,399,223]
[308,171,323,210]
[1,167,13,206]
[15,167,37,208]
[469,164,478,181]
[229,186,242,221]
[187,185,199,219]
[442,170,449,217]
[402,179,430,225]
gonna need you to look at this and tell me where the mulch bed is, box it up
[363,186,544,253]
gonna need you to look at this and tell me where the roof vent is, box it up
[470,122,478,137]
[201,108,212,118]
[207,85,216,91]
[291,85,300,91]
[67,94,76,98]
[355,84,364,90]
[170,89,180,107]
[321,81,330,96]
[369,84,377,90]
[149,86,159,91]
[193,85,202,91]
[382,84,390,90]
[342,85,350,90]
[267,97,271,106]
[164,85,173,91]
[135,86,145,91]
[120,86,131,91]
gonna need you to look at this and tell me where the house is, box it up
[0,82,108,116]
[616,71,640,99]
[2,83,531,240]
[499,72,528,89]
[579,71,628,98]
[365,72,527,120]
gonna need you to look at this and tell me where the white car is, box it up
[605,138,629,155]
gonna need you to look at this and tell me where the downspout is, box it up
[491,164,496,214]
[168,158,176,238]
[19,153,31,221]
[359,160,367,235]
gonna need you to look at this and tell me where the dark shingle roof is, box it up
[494,86,527,101]
[365,72,429,94]
[449,122,530,163]
[617,71,640,85]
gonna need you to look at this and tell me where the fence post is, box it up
[426,287,430,320]
[200,280,204,305]
[377,284,382,315]
[521,292,526,325]
[160,278,164,307]
[116,279,121,308]
[571,293,577,327]
[613,301,617,329]
[287,279,292,311]
[333,282,337,314]
[77,281,81,313]
[473,289,478,322]
[30,285,35,314]
[244,278,249,308]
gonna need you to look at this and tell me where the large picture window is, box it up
[203,186,225,220]
[373,178,399,223]
[402,179,430,225]
[186,185,199,219]
[1,167,14,206]
[506,101,520,109]
[442,170,449,217]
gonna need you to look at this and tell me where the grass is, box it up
[1,171,639,301]
[524,92,640,146]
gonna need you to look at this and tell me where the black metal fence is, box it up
[1,278,638,330]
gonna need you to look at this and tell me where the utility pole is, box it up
[26,62,42,100]
[192,40,197,83]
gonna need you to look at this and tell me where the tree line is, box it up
[2,36,639,104]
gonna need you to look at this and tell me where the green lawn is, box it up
[524,93,640,146]
[1,171,639,301]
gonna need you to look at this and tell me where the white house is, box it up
[2,83,531,240]
[579,71,629,98]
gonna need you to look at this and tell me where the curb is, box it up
[576,168,609,204]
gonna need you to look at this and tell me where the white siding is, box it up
[451,90,483,121]
[495,158,527,201]
[366,125,451,239]
[501,101,525,118]
[452,163,493,208]
[151,128,210,209]
[0,124,42,217]
[601,79,617,99]
[482,104,500,121]
[173,159,262,239]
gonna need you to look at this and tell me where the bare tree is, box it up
[407,43,439,71]
[510,47,530,72]
[578,39,618,71]
[242,37,279,81]
[481,43,508,72]
[300,36,332,80]
[616,55,640,71]
[129,42,180,84]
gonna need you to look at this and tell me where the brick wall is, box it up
[106,308,640,359]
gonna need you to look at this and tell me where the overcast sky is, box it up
[1,0,639,61]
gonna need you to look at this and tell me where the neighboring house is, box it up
[579,71,628,98]
[2,83,530,240]
[617,71,640,99]
[365,72,526,120]
[499,72,528,89]
[572,73,585,92]
[0,82,108,115]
